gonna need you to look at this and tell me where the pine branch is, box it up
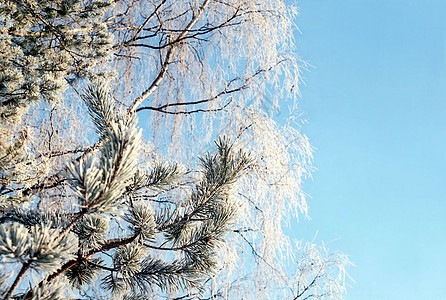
[22,235,138,300]
[4,261,31,299]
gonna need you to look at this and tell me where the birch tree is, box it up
[0,0,350,299]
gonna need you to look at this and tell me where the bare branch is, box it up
[127,0,212,113]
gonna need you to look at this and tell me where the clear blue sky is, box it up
[289,1,446,299]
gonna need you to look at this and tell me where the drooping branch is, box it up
[119,0,168,47]
[236,231,294,294]
[134,66,266,114]
[125,7,243,49]
[127,0,211,113]
[136,100,232,115]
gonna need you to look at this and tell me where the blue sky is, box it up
[289,1,446,299]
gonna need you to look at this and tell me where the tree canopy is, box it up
[0,0,350,299]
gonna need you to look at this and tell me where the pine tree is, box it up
[1,83,252,298]
[0,0,114,120]
[0,1,351,299]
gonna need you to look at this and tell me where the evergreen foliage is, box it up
[0,0,113,120]
[0,83,251,299]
